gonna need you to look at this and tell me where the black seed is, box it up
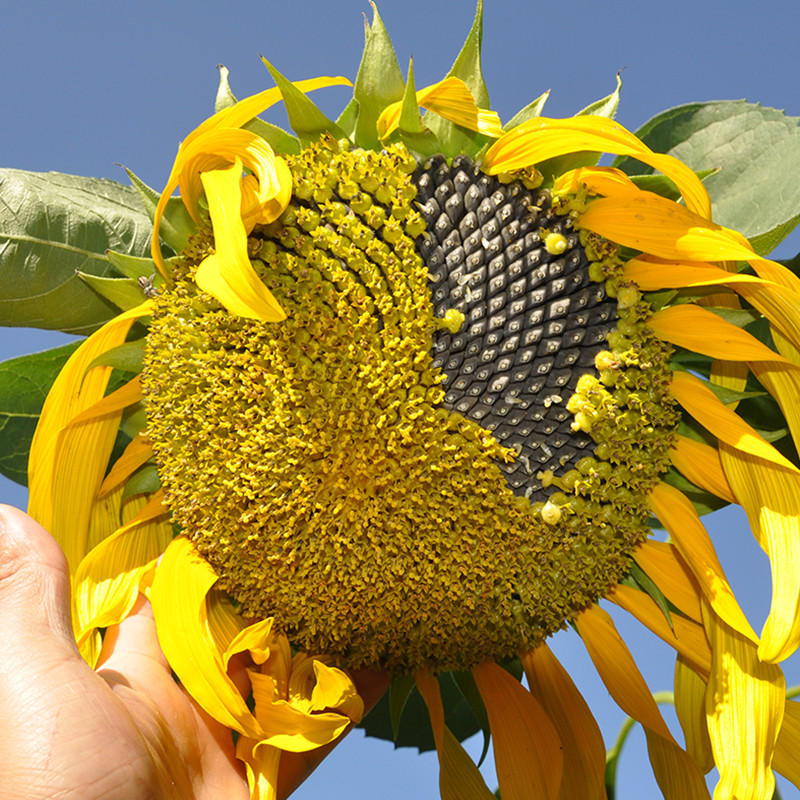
[413,155,618,501]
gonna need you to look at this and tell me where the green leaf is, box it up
[0,169,153,334]
[0,342,81,485]
[215,65,300,155]
[705,382,765,405]
[702,305,761,328]
[88,339,145,373]
[215,64,237,112]
[122,463,161,501]
[423,0,492,158]
[576,72,622,119]
[105,249,166,283]
[387,59,440,158]
[124,167,195,254]
[630,168,719,201]
[77,272,149,311]
[627,563,673,630]
[662,467,730,516]
[613,101,800,255]
[335,97,359,140]
[503,90,550,132]
[388,675,415,741]
[452,671,491,766]
[260,57,345,145]
[353,2,405,150]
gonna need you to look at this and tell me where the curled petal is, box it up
[28,301,153,570]
[378,77,501,139]
[554,166,641,199]
[702,601,785,799]
[196,161,286,321]
[483,116,710,217]
[650,481,759,644]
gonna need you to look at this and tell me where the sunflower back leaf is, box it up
[353,2,405,150]
[260,57,346,144]
[613,100,800,255]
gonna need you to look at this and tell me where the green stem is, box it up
[605,692,674,800]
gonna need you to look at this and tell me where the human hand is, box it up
[0,505,388,800]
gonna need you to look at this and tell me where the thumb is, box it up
[0,504,76,656]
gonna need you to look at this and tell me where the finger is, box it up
[96,594,169,675]
[275,668,391,799]
[0,505,76,658]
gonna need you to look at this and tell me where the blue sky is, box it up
[2,0,799,796]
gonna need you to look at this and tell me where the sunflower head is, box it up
[141,41,678,669]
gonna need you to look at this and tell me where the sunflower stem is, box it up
[605,692,674,799]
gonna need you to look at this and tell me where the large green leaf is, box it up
[613,101,800,255]
[0,342,81,485]
[0,169,152,334]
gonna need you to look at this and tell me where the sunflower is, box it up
[24,3,800,798]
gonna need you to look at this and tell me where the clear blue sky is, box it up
[2,1,799,796]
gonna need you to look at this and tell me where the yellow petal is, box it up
[624,257,800,349]
[99,434,153,498]
[670,436,736,504]
[608,584,712,676]
[378,77,502,139]
[575,604,711,799]
[773,699,800,787]
[578,191,750,261]
[235,737,281,800]
[248,669,353,752]
[554,166,641,200]
[719,446,800,662]
[751,360,800,459]
[195,161,286,321]
[634,540,703,621]
[415,672,497,800]
[151,76,350,275]
[483,116,710,217]
[649,481,759,644]
[521,645,606,800]
[64,375,142,428]
[27,302,153,571]
[73,492,170,663]
[309,662,364,723]
[149,536,263,738]
[702,601,785,799]
[674,656,714,774]
[650,304,792,364]
[669,370,799,474]
[472,661,563,800]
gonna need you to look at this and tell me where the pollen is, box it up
[141,138,679,672]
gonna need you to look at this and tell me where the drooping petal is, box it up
[674,656,714,774]
[634,540,703,622]
[472,661,563,800]
[670,436,736,504]
[702,601,785,800]
[73,492,170,665]
[235,738,282,800]
[99,434,154,497]
[521,645,606,800]
[575,604,710,799]
[553,166,641,200]
[482,116,710,217]
[28,301,153,571]
[415,672,496,800]
[151,77,351,274]
[608,584,712,676]
[149,536,263,738]
[64,375,143,428]
[669,371,799,474]
[650,481,759,644]
[195,161,287,321]
[773,700,800,788]
[649,304,793,364]
[377,77,501,139]
[719,446,800,662]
